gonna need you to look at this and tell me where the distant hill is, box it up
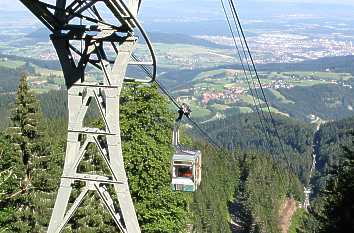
[229,55,354,74]
[26,28,51,42]
[264,82,354,122]
[160,55,354,89]
[147,32,231,49]
[257,56,354,75]
[26,28,231,49]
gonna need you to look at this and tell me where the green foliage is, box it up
[192,144,239,233]
[1,81,191,232]
[231,152,303,233]
[265,83,354,122]
[0,75,59,232]
[38,90,67,119]
[296,121,354,233]
[120,84,190,232]
[288,208,308,233]
[311,116,354,195]
[200,113,314,184]
[191,144,304,233]
[0,135,22,201]
[0,78,322,233]
[7,75,43,181]
[0,64,35,94]
[0,94,13,129]
[0,134,24,233]
[40,84,190,232]
[312,134,354,233]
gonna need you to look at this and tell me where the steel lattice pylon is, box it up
[19,1,156,232]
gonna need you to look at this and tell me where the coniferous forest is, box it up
[0,75,353,233]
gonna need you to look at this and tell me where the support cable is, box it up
[130,54,222,150]
[227,0,291,169]
[156,79,222,150]
[225,0,273,132]
[219,0,273,151]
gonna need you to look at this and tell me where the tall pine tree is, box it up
[9,75,42,195]
[0,75,57,232]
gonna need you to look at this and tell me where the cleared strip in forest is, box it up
[278,198,297,233]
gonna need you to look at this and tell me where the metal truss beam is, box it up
[47,35,141,233]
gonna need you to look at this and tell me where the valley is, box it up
[1,43,354,124]
[0,1,354,232]
[0,7,354,126]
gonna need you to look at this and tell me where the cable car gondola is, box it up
[171,104,202,192]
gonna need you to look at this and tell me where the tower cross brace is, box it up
[19,1,156,232]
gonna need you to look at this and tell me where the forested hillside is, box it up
[0,79,191,232]
[199,113,314,183]
[230,152,303,233]
[0,77,308,233]
[192,146,303,233]
[0,64,35,93]
[311,116,354,195]
[196,112,354,233]
[191,143,240,232]
[0,90,67,129]
[264,82,354,122]
[289,126,354,233]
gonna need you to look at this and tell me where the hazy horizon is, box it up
[4,0,354,12]
[3,0,354,33]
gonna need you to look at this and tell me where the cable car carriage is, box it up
[171,104,202,192]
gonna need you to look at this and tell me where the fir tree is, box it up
[0,75,57,232]
[9,75,42,195]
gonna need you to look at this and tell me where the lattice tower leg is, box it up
[47,36,141,233]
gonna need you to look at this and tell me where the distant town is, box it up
[197,32,354,64]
